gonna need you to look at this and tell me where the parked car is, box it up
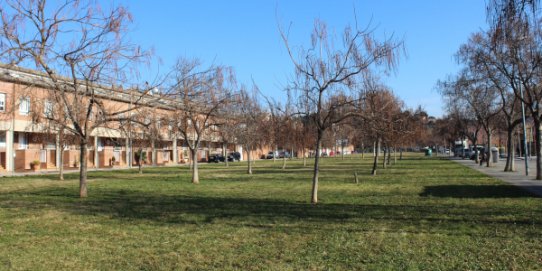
[278,151,291,158]
[470,146,485,160]
[462,148,472,159]
[208,154,225,163]
[228,152,241,162]
[266,151,277,159]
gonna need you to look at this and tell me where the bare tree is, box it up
[167,58,233,184]
[234,85,265,175]
[0,0,149,197]
[439,69,502,167]
[281,18,402,204]
[485,0,542,178]
[359,83,403,175]
[458,30,523,171]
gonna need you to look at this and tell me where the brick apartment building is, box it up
[0,64,252,174]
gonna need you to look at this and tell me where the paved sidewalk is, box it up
[453,158,542,197]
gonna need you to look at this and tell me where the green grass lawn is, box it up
[0,154,541,270]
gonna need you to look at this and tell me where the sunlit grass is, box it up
[0,154,540,270]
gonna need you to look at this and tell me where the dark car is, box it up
[208,154,225,163]
[266,151,276,159]
[470,147,485,160]
[228,152,241,162]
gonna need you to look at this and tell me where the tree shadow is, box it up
[420,185,538,198]
[1,186,541,238]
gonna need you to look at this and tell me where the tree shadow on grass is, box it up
[1,186,541,238]
[420,185,538,198]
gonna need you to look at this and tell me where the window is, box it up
[97,138,104,152]
[96,110,104,121]
[156,119,161,130]
[0,132,5,148]
[0,93,6,112]
[45,140,56,150]
[44,100,53,118]
[40,150,47,163]
[113,151,121,162]
[19,97,30,115]
[118,113,125,124]
[18,133,28,149]
[113,141,122,151]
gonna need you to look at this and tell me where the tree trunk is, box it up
[372,139,379,175]
[58,147,64,181]
[79,140,88,198]
[361,142,365,160]
[282,155,286,170]
[382,145,387,169]
[224,143,229,167]
[273,145,277,163]
[191,149,199,184]
[138,149,143,174]
[387,146,392,166]
[535,119,542,180]
[400,147,403,160]
[505,129,515,172]
[303,148,307,167]
[473,137,479,164]
[147,139,156,166]
[393,146,397,164]
[246,145,252,175]
[58,131,64,180]
[354,171,359,184]
[311,130,323,204]
[486,129,492,168]
[373,141,376,157]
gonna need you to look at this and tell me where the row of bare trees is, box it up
[438,0,542,179]
[0,0,242,196]
[0,1,430,203]
[278,15,440,203]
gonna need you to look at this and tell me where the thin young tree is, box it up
[280,18,402,204]
[167,58,233,184]
[234,85,265,175]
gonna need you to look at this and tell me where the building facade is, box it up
[0,64,253,174]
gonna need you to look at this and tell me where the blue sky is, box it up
[119,1,488,117]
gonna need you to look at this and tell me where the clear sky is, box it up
[118,0,488,117]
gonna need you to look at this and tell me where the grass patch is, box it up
[0,154,540,270]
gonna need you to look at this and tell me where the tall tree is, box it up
[0,0,149,197]
[459,31,523,171]
[167,58,233,184]
[281,18,402,204]
[234,85,265,175]
[439,70,501,167]
[486,0,542,178]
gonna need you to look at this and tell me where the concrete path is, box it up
[452,157,542,197]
